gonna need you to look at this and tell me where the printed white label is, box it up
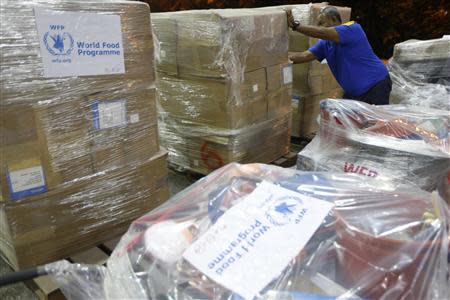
[282,65,293,85]
[160,49,166,58]
[252,84,259,93]
[98,101,127,129]
[9,166,46,194]
[34,8,125,77]
[129,113,140,124]
[183,181,334,300]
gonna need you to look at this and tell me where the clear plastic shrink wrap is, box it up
[0,0,169,269]
[388,36,450,110]
[152,9,293,174]
[297,99,450,196]
[46,163,449,300]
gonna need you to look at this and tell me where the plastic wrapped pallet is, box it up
[388,36,450,110]
[44,163,449,300]
[0,0,169,269]
[297,99,450,195]
[152,9,293,174]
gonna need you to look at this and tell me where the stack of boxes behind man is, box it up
[261,3,351,138]
[152,8,293,175]
[0,0,169,270]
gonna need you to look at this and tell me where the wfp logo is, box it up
[43,28,74,56]
[265,196,303,226]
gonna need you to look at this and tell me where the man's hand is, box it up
[285,9,295,29]
[289,51,317,64]
[288,51,298,62]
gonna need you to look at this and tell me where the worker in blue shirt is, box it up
[287,7,391,105]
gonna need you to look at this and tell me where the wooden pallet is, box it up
[169,150,301,177]
[27,237,121,300]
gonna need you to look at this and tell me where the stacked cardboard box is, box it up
[0,0,169,269]
[296,3,351,137]
[153,9,292,174]
[260,3,351,138]
[388,37,450,110]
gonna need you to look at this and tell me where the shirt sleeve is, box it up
[335,24,356,45]
[308,39,326,62]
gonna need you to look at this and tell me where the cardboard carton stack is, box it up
[260,3,351,138]
[0,0,169,269]
[388,37,450,110]
[153,9,293,174]
[296,3,351,137]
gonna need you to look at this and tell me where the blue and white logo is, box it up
[265,196,303,226]
[43,31,74,56]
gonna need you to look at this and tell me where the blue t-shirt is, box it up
[309,22,388,97]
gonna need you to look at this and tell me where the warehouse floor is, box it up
[0,259,37,300]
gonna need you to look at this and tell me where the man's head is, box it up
[317,6,342,27]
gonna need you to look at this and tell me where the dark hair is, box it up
[320,6,342,24]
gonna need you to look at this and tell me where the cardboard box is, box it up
[152,13,178,75]
[184,113,292,174]
[268,87,292,119]
[158,68,268,130]
[292,63,310,96]
[153,9,288,78]
[86,87,160,172]
[1,1,155,105]
[1,86,160,201]
[301,88,344,137]
[0,102,93,201]
[291,97,302,138]
[157,50,293,173]
[266,63,294,92]
[257,5,311,53]
[160,112,291,175]
[0,151,169,269]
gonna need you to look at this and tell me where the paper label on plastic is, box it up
[7,166,47,200]
[183,181,334,300]
[252,84,259,93]
[34,8,125,78]
[129,113,140,124]
[282,65,293,85]
[92,100,127,129]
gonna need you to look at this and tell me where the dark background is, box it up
[138,0,449,59]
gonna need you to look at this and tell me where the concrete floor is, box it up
[168,169,201,195]
[0,258,37,300]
